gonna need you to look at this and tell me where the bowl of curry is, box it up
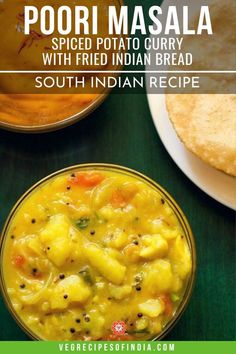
[0,164,196,340]
[0,0,122,133]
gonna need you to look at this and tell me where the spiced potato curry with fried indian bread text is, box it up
[1,168,193,340]
[0,0,120,127]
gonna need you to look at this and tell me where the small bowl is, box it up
[0,163,196,340]
[0,0,123,134]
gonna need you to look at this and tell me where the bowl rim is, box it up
[0,93,108,134]
[0,163,197,341]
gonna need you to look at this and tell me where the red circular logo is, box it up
[111,321,127,335]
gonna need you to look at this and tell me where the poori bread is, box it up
[166,0,236,176]
[166,94,236,176]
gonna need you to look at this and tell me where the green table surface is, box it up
[0,0,235,342]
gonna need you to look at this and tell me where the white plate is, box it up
[146,94,236,210]
[145,0,236,210]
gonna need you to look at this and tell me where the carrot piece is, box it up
[68,172,104,188]
[110,190,127,208]
[160,294,173,317]
[12,255,25,268]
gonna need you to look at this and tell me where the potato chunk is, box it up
[108,284,132,300]
[84,244,126,285]
[39,214,72,267]
[106,229,128,249]
[169,235,192,279]
[50,275,91,310]
[27,236,44,257]
[135,317,149,330]
[139,234,168,260]
[143,259,173,295]
[83,309,105,339]
[139,299,164,318]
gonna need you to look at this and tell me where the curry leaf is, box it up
[75,217,90,229]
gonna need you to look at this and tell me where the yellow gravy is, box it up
[2,169,192,340]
